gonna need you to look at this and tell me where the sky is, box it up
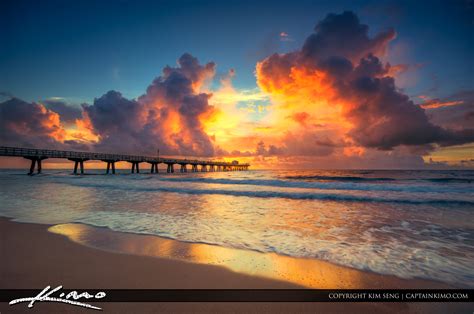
[0,0,473,169]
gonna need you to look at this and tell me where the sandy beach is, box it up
[1,217,470,313]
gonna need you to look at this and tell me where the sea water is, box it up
[0,169,472,287]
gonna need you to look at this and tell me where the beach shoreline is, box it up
[1,217,471,313]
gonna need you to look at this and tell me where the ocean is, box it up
[0,169,473,287]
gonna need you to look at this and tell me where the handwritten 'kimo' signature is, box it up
[9,285,106,310]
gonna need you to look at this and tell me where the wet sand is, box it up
[0,218,470,313]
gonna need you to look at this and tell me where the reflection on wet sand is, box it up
[49,223,448,289]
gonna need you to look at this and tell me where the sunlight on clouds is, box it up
[205,71,270,148]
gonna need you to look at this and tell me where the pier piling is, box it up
[166,163,174,173]
[68,158,88,175]
[149,163,159,174]
[24,156,47,175]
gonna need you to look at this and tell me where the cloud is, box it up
[424,90,474,130]
[0,14,472,169]
[420,100,464,109]
[279,32,293,42]
[256,11,474,152]
[80,53,217,156]
[288,112,310,126]
[42,99,83,124]
[82,90,149,153]
[0,54,219,157]
[0,98,66,148]
[301,11,396,63]
[137,53,216,156]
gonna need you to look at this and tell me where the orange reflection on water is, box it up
[49,223,390,289]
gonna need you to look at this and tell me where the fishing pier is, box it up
[0,146,250,175]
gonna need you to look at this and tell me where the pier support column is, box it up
[180,164,187,173]
[130,162,141,173]
[150,163,159,174]
[192,164,197,172]
[201,165,207,172]
[166,163,174,173]
[68,158,88,175]
[37,159,42,173]
[25,157,48,175]
[104,161,116,174]
[28,158,36,175]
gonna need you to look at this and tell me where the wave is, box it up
[61,180,474,206]
[426,178,473,183]
[284,175,396,181]
[284,175,473,184]
[155,177,472,194]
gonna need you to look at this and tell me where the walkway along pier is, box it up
[0,146,250,175]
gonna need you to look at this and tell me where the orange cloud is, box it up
[420,100,464,109]
[0,98,68,147]
[254,11,474,159]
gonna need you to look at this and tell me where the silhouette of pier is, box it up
[0,146,250,175]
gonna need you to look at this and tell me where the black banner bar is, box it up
[1,289,473,303]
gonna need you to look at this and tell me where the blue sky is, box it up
[1,0,472,104]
